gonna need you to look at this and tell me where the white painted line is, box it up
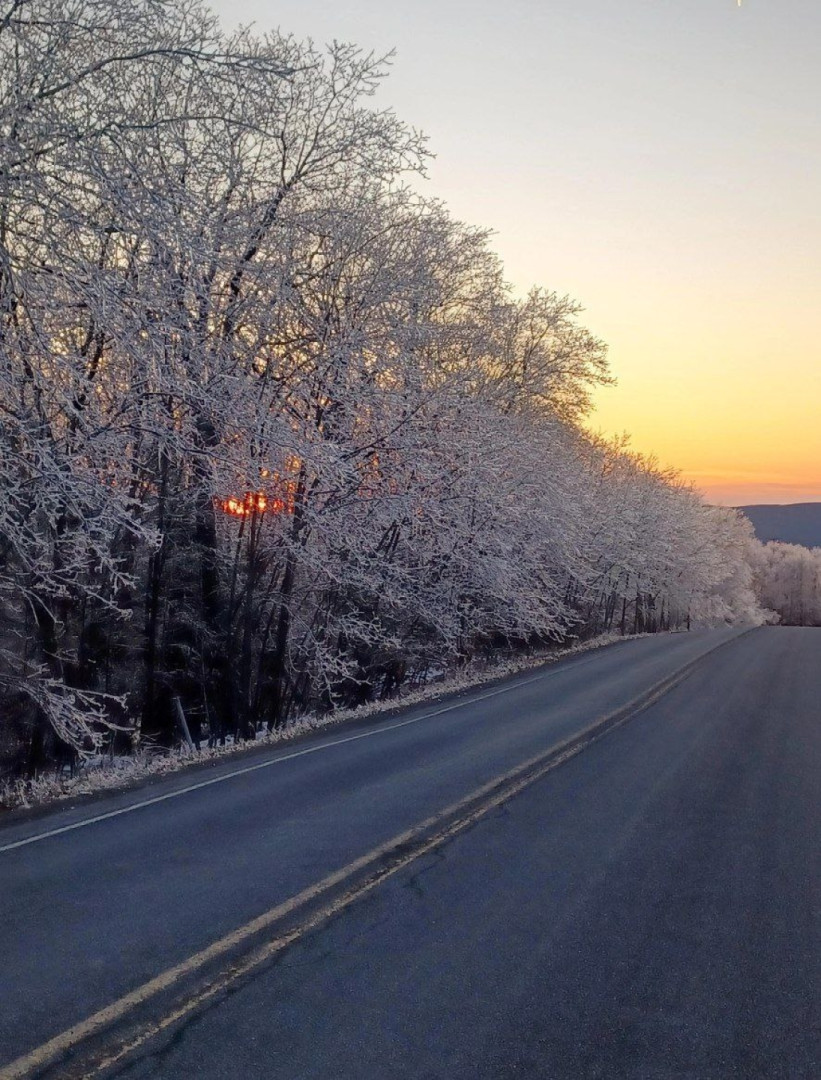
[0,716,608,1080]
[0,633,736,1080]
[0,652,605,854]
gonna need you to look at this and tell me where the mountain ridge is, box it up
[738,503,821,549]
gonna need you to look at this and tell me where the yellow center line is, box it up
[0,653,703,1080]
[0,750,558,1080]
[83,743,586,1080]
[1,631,751,1080]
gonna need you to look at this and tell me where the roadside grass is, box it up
[0,631,650,813]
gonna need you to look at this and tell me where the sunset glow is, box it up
[218,476,299,518]
[210,0,821,509]
[218,493,269,517]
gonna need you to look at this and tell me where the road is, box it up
[0,627,818,1078]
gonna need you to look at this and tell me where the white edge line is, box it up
[0,652,609,853]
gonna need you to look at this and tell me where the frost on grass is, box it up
[0,0,767,789]
[2,633,638,811]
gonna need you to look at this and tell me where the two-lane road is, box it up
[0,627,818,1078]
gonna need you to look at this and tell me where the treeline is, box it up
[0,0,764,779]
[752,543,821,626]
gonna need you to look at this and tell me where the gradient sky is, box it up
[210,0,821,505]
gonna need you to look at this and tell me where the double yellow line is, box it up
[0,634,746,1080]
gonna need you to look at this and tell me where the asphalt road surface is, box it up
[0,627,818,1078]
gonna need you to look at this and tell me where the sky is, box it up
[209,0,821,505]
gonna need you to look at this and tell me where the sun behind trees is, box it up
[0,0,767,782]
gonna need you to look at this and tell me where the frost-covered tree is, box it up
[0,0,767,782]
[752,542,821,626]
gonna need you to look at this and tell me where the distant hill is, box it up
[738,503,821,549]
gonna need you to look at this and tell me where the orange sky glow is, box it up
[213,0,821,507]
